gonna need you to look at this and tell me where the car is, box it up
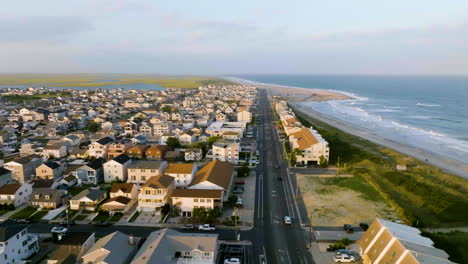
[254,160,260,164]
[336,249,352,255]
[233,186,244,194]
[224,258,241,264]
[51,226,68,234]
[359,223,369,231]
[344,224,354,233]
[181,224,194,230]
[333,253,355,263]
[199,224,216,231]
[284,216,292,225]
[236,198,243,205]
[235,180,245,185]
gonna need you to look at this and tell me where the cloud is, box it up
[0,16,93,42]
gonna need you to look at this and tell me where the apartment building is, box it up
[289,127,329,165]
[171,189,223,217]
[103,154,132,183]
[127,160,168,185]
[212,139,240,165]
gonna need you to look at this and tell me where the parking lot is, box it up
[223,170,256,228]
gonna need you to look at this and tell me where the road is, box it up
[28,89,313,264]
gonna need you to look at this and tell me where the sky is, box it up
[1,0,468,75]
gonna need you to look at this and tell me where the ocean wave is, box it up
[384,106,406,109]
[327,89,368,101]
[372,109,402,113]
[448,145,468,153]
[404,115,434,120]
[417,103,441,107]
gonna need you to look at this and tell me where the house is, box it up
[30,188,66,209]
[77,158,105,185]
[69,189,107,211]
[145,144,168,160]
[212,139,240,165]
[139,123,153,137]
[57,175,78,188]
[130,228,217,264]
[179,131,196,146]
[358,218,456,264]
[0,183,33,207]
[164,150,184,162]
[35,161,64,180]
[103,154,132,183]
[171,189,223,217]
[42,142,68,159]
[137,175,175,212]
[165,163,198,187]
[4,155,43,183]
[81,231,138,264]
[184,148,203,161]
[0,167,12,187]
[48,232,95,264]
[215,112,226,122]
[153,122,173,135]
[101,183,138,213]
[19,143,43,157]
[0,220,39,264]
[88,136,114,159]
[188,160,234,201]
[237,107,252,122]
[107,140,133,159]
[289,127,329,165]
[127,160,168,185]
[63,134,81,146]
[126,145,149,159]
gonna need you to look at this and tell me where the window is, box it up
[206,199,211,203]
[200,199,205,203]
[194,199,198,202]
[145,190,151,194]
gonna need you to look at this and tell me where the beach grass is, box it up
[292,107,468,228]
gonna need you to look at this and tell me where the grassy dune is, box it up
[292,107,468,228]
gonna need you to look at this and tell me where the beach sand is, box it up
[290,102,468,179]
[255,83,351,101]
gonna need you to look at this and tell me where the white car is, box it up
[51,226,68,234]
[333,254,355,263]
[236,198,243,205]
[224,258,241,264]
[199,224,216,231]
[284,216,292,225]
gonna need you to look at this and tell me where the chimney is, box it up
[129,234,135,245]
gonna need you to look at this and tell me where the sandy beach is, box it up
[254,83,351,101]
[290,102,468,179]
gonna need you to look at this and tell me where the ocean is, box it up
[230,75,468,164]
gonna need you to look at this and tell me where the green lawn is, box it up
[129,211,140,222]
[74,214,89,221]
[109,213,124,223]
[28,210,49,222]
[0,210,10,216]
[293,107,468,228]
[10,206,37,219]
[421,231,468,264]
[321,175,384,202]
[68,185,92,196]
[93,212,110,222]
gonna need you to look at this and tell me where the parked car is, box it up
[51,226,68,234]
[181,224,194,230]
[336,249,352,255]
[284,216,292,225]
[224,258,241,264]
[235,180,245,185]
[233,186,244,194]
[359,223,369,231]
[333,254,355,263]
[199,224,216,231]
[344,224,354,233]
[236,198,243,206]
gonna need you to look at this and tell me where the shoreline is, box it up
[290,101,468,179]
[251,83,353,102]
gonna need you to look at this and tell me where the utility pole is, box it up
[308,214,312,249]
[233,207,239,240]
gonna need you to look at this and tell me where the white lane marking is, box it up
[285,249,292,264]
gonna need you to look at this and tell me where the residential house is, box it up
[126,145,149,160]
[101,183,138,213]
[130,228,217,264]
[63,135,81,146]
[165,163,198,187]
[179,131,196,146]
[0,130,17,150]
[171,189,223,217]
[137,175,175,212]
[35,161,64,181]
[0,220,39,264]
[289,127,329,165]
[145,144,168,160]
[0,167,12,187]
[88,136,114,159]
[164,150,184,162]
[215,112,226,122]
[358,218,456,264]
[76,158,105,185]
[30,188,66,209]
[69,189,107,211]
[139,123,153,137]
[103,154,132,183]
[188,160,234,201]
[184,148,203,161]
[212,139,240,165]
[237,107,252,122]
[42,142,68,158]
[107,140,133,159]
[48,232,95,264]
[19,143,43,157]
[127,160,168,185]
[0,183,32,207]
[4,155,43,183]
[81,231,138,264]
[153,122,173,135]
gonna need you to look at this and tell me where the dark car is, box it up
[359,223,369,231]
[344,224,354,233]
[233,186,244,194]
[235,180,245,185]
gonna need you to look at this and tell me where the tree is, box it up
[85,121,100,132]
[228,195,238,205]
[161,105,172,113]
[166,137,180,149]
[161,203,171,215]
[319,155,328,168]
[237,165,250,177]
[207,136,221,146]
[291,148,302,164]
